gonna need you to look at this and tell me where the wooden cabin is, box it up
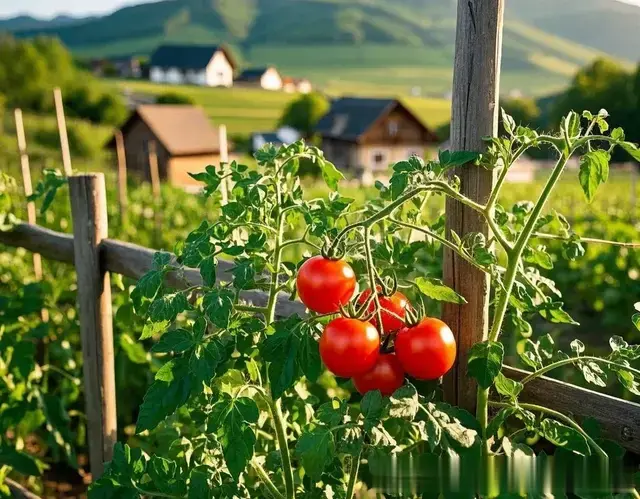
[108,105,231,188]
[315,97,439,177]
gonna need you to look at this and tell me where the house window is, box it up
[371,150,388,170]
[388,120,399,136]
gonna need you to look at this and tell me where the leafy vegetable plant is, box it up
[85,110,640,498]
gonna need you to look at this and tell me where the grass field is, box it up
[106,79,453,137]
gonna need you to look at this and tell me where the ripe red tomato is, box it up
[394,317,456,380]
[296,256,357,314]
[358,287,409,333]
[320,317,380,378]
[352,353,405,396]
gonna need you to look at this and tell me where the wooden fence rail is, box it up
[2,216,640,457]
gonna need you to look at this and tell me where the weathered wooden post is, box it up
[69,173,117,479]
[442,0,505,413]
[114,130,128,226]
[53,87,73,176]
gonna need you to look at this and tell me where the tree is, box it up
[550,58,639,160]
[279,92,330,136]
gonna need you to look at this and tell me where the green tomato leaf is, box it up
[427,402,479,450]
[388,384,418,419]
[578,150,610,203]
[318,158,344,191]
[199,257,217,288]
[493,372,523,399]
[119,333,148,364]
[188,467,212,499]
[131,269,164,315]
[539,419,591,456]
[140,320,170,340]
[361,390,387,428]
[136,358,192,433]
[295,427,335,479]
[148,291,190,323]
[467,341,504,389]
[0,444,42,476]
[616,369,640,396]
[189,341,225,386]
[486,407,516,438]
[621,141,640,162]
[202,288,235,329]
[297,329,322,383]
[578,360,607,387]
[415,277,467,304]
[151,329,195,354]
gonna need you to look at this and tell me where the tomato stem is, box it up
[363,225,385,335]
[345,449,362,499]
[520,356,640,384]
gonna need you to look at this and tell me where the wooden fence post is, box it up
[442,0,505,413]
[69,174,116,480]
[53,87,73,176]
[114,130,128,226]
[147,140,162,245]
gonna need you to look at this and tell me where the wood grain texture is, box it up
[69,174,116,480]
[442,0,505,413]
[503,367,640,454]
[0,223,74,263]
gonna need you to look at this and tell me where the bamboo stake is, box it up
[114,130,128,226]
[14,108,49,322]
[53,87,73,176]
[148,140,162,246]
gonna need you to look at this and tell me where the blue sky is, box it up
[1,0,639,18]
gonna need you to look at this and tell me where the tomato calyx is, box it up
[339,289,376,322]
[320,239,346,261]
[403,301,425,328]
[374,272,398,298]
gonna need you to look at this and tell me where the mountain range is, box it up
[0,0,638,95]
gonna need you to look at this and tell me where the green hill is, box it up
[3,0,637,96]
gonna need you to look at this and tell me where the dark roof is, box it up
[236,67,274,82]
[109,105,222,156]
[149,44,236,71]
[315,97,396,140]
[315,97,438,142]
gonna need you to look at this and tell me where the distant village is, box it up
[98,44,544,190]
[90,44,312,94]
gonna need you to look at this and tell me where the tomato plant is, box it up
[3,109,640,498]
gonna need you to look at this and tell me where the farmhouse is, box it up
[235,66,283,91]
[315,97,439,175]
[148,44,236,87]
[283,77,313,94]
[108,105,232,188]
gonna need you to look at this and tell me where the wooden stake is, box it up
[15,109,50,322]
[219,125,229,204]
[53,87,73,176]
[114,130,128,226]
[442,0,505,413]
[148,140,162,244]
[69,174,116,480]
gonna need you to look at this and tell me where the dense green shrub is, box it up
[156,91,196,105]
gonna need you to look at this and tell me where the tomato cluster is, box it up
[296,256,457,396]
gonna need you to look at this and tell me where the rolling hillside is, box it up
[1,0,637,95]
